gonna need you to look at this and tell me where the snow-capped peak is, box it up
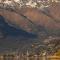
[14,0,19,2]
[3,0,12,5]
[0,0,51,9]
[26,0,37,7]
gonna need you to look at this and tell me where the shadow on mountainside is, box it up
[0,15,38,52]
[0,15,37,38]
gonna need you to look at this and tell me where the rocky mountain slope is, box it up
[0,1,60,53]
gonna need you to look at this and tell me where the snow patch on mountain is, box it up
[0,0,50,10]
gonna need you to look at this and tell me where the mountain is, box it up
[0,15,38,52]
[0,1,60,53]
[20,3,60,30]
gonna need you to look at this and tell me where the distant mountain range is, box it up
[0,2,60,53]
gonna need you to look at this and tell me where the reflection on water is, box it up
[3,55,14,60]
[0,54,60,60]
